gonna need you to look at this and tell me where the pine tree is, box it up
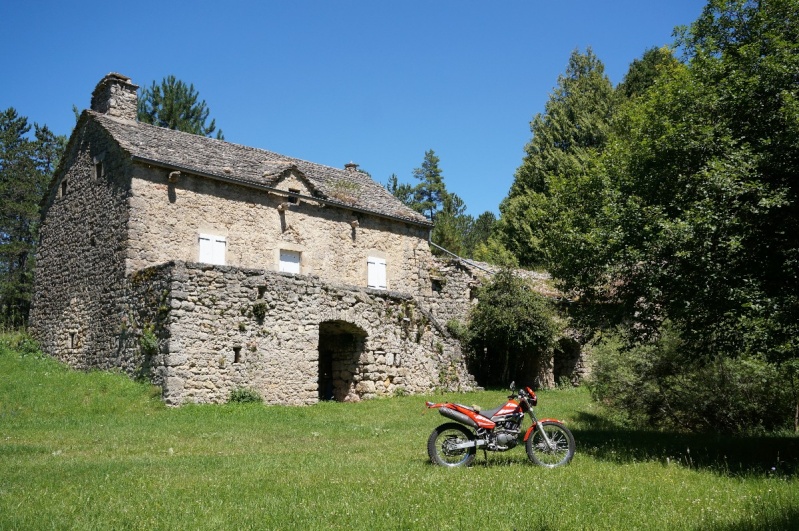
[0,108,65,326]
[138,76,224,139]
[411,149,447,221]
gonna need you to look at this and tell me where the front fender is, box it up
[523,418,564,442]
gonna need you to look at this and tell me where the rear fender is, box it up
[523,418,562,441]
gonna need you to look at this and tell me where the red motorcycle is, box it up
[425,383,575,468]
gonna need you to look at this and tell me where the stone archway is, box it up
[318,320,367,402]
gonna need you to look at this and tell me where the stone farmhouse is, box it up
[30,73,483,405]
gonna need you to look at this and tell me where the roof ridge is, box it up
[86,111,431,226]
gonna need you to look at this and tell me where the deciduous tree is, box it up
[496,48,615,267]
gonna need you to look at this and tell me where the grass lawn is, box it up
[1,334,798,530]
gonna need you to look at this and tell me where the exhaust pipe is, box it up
[438,407,478,428]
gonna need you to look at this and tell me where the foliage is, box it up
[411,149,447,221]
[429,192,470,255]
[227,387,263,404]
[489,1,799,431]
[138,324,159,357]
[588,324,795,433]
[553,0,799,355]
[0,108,66,327]
[462,210,497,258]
[472,236,519,267]
[496,48,616,267]
[466,269,559,387]
[387,151,497,259]
[386,173,415,208]
[138,75,224,139]
[251,302,267,322]
[616,46,680,99]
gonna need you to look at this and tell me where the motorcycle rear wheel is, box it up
[525,420,575,468]
[427,422,476,467]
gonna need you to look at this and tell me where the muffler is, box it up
[438,406,479,428]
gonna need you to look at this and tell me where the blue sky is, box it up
[1,0,705,217]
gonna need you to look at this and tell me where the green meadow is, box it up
[2,334,797,530]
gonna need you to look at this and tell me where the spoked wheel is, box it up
[427,422,476,467]
[525,420,575,468]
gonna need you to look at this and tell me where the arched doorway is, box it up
[318,320,367,401]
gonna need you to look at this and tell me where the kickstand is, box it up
[482,447,488,466]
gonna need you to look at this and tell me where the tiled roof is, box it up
[89,111,431,226]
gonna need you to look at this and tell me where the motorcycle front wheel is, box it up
[525,420,575,468]
[427,422,476,467]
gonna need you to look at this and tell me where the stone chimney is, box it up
[90,73,139,121]
[344,162,358,173]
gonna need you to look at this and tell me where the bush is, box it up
[466,269,558,388]
[228,387,262,404]
[588,324,795,433]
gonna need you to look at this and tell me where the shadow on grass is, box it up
[572,411,799,477]
[698,506,799,531]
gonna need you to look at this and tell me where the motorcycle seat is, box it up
[478,405,504,419]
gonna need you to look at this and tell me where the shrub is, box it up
[466,269,558,388]
[252,302,267,322]
[588,323,795,433]
[228,387,262,404]
[139,325,159,356]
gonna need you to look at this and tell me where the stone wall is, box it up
[127,165,435,295]
[128,261,476,405]
[421,259,481,328]
[30,118,133,368]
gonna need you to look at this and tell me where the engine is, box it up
[488,413,523,450]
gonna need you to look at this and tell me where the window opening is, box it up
[288,188,300,204]
[94,161,103,180]
[367,256,387,290]
[198,234,226,265]
[61,180,68,197]
[233,346,242,364]
[279,249,301,274]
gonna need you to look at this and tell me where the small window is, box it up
[198,234,226,265]
[94,161,103,180]
[288,188,300,204]
[279,249,301,274]
[61,180,68,197]
[367,256,387,290]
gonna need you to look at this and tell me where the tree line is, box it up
[386,149,497,259]
[388,0,798,432]
[468,0,797,432]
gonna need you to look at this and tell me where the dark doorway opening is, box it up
[553,337,581,386]
[318,320,367,402]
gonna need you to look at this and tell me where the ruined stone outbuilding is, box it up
[30,73,478,405]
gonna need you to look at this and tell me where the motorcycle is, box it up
[425,383,575,468]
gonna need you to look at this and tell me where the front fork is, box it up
[526,412,556,449]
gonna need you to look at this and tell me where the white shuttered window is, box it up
[279,249,301,274]
[367,256,387,290]
[198,234,226,265]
